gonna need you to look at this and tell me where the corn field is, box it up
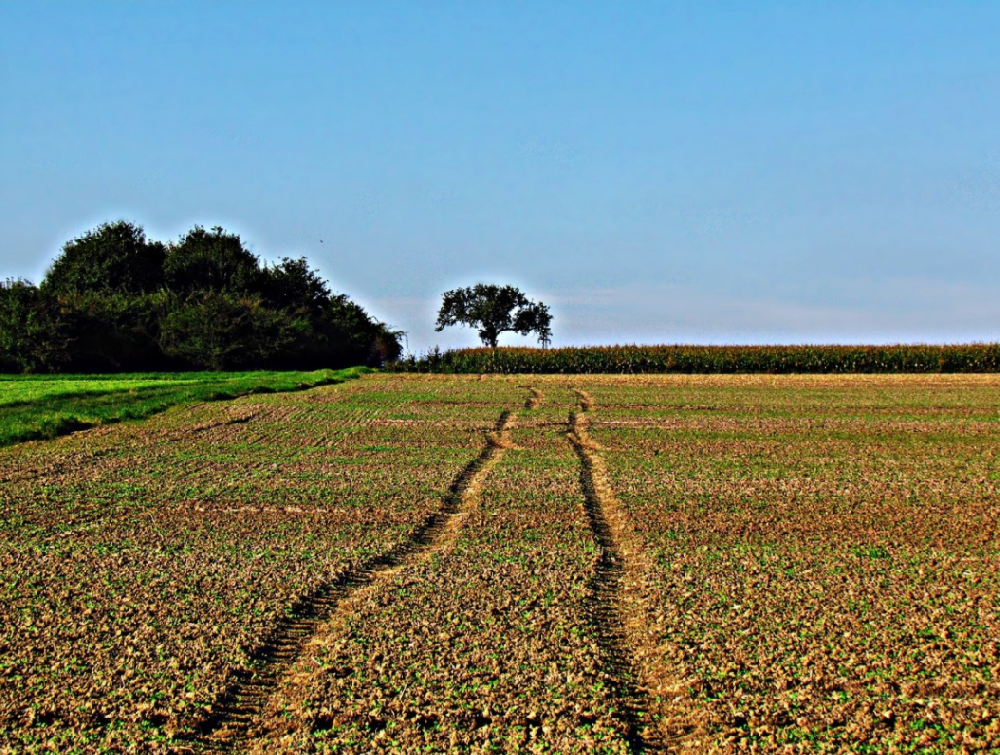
[392,343,1000,374]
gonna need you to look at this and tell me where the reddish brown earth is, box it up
[2,374,998,754]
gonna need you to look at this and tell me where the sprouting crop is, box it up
[2,373,998,753]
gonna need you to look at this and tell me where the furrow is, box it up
[189,407,263,433]
[180,406,520,753]
[568,389,661,754]
[569,388,706,752]
[523,385,545,410]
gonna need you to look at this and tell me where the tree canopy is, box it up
[41,220,166,297]
[163,225,261,295]
[1,221,402,373]
[435,284,552,348]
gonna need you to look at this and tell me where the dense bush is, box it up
[40,221,167,297]
[1,222,401,373]
[0,279,70,372]
[163,226,262,296]
[391,344,1000,374]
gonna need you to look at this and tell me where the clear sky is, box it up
[2,1,998,353]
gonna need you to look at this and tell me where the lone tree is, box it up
[435,283,552,348]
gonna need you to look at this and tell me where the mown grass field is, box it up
[0,369,366,448]
[1,373,997,754]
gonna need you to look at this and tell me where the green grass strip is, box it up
[0,367,369,449]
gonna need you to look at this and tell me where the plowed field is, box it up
[2,374,998,754]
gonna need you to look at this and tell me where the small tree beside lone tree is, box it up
[435,284,552,348]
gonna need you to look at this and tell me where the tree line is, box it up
[0,221,402,373]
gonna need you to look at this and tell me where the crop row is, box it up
[580,374,1000,753]
[244,386,635,754]
[4,373,999,754]
[392,344,1000,374]
[0,376,526,754]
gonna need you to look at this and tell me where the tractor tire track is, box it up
[567,397,657,752]
[568,389,707,753]
[180,402,524,753]
[523,385,544,410]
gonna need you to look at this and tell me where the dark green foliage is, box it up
[0,279,69,372]
[41,221,166,296]
[57,292,169,372]
[435,284,552,348]
[260,257,331,319]
[326,294,403,366]
[163,225,262,295]
[158,292,298,371]
[392,343,1000,374]
[1,221,401,373]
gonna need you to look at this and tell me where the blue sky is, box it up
[2,1,998,353]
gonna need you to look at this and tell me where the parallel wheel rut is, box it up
[177,403,523,753]
[568,390,663,754]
